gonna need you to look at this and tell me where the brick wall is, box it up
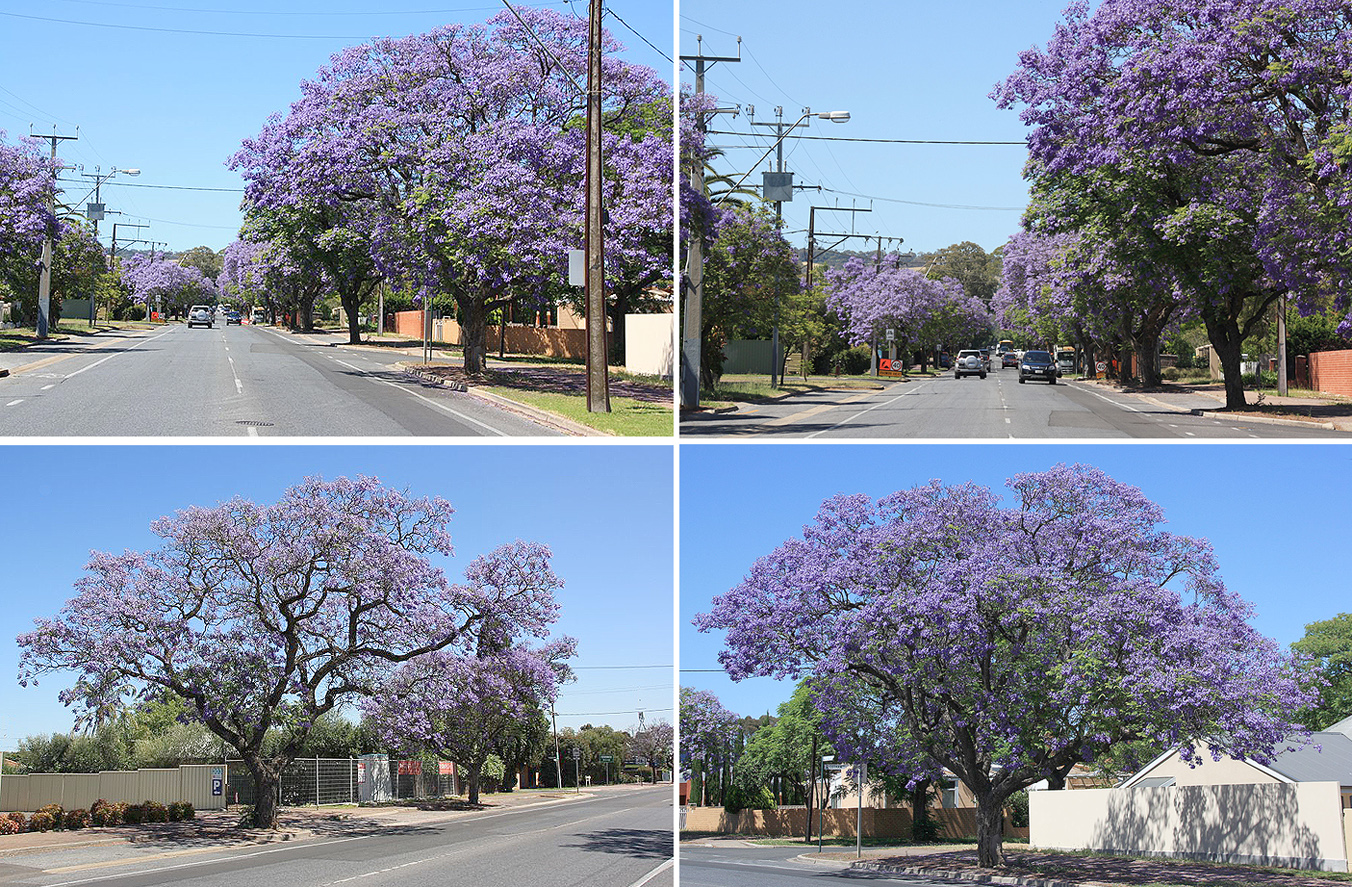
[389,310,587,359]
[1309,350,1352,397]
[681,805,1027,840]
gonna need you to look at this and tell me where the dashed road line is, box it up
[805,381,934,438]
[6,399,23,407]
[63,329,172,380]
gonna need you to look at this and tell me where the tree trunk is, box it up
[974,792,1006,868]
[467,763,482,805]
[341,289,362,345]
[1203,314,1249,410]
[460,296,488,375]
[608,291,630,367]
[243,755,280,829]
[1119,342,1134,385]
[911,778,931,833]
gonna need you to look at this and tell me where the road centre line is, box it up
[63,329,172,380]
[6,399,23,407]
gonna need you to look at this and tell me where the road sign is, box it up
[571,747,582,760]
[1096,361,1108,373]
[878,358,905,378]
[210,767,224,797]
[885,328,895,342]
[598,755,613,763]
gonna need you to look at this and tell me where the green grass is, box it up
[481,387,673,436]
[700,374,886,406]
[1,320,157,351]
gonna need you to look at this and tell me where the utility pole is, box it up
[584,0,610,412]
[679,36,740,410]
[32,129,78,339]
[551,702,563,791]
[1277,294,1288,396]
[804,205,874,377]
[750,106,810,388]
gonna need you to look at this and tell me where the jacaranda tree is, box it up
[695,464,1316,867]
[362,630,576,804]
[231,8,671,372]
[18,476,565,828]
[679,687,739,806]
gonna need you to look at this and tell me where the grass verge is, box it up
[480,387,673,436]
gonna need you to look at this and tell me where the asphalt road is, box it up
[0,324,560,437]
[0,787,671,887]
[681,368,1346,439]
[680,843,948,886]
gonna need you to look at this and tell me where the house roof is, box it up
[1267,731,1352,786]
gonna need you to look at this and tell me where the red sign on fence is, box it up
[397,760,422,775]
[438,761,455,776]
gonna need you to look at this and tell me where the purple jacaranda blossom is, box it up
[17,476,565,829]
[695,464,1318,867]
[361,634,575,804]
[118,254,218,317]
[0,132,59,262]
[229,8,671,372]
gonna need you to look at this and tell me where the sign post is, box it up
[599,754,613,785]
[571,747,582,793]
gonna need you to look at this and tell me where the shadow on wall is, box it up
[1088,783,1334,869]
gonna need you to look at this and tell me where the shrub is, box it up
[1160,366,1180,381]
[5,812,25,830]
[722,784,776,814]
[167,801,195,822]
[121,803,145,825]
[63,809,90,830]
[27,812,56,832]
[139,801,168,823]
[35,805,63,829]
[911,814,940,842]
[0,818,20,835]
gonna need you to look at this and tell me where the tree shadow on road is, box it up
[564,827,673,860]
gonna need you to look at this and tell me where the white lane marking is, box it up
[40,835,374,887]
[628,858,675,887]
[246,424,257,437]
[805,380,935,438]
[1081,386,1140,413]
[63,329,172,380]
[6,399,23,407]
[1005,417,1011,424]
[1186,432,1196,437]
[41,384,54,390]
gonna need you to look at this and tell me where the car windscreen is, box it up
[1023,351,1052,363]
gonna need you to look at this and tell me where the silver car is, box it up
[187,305,214,329]
[954,349,987,380]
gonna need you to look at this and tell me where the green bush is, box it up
[90,802,122,827]
[722,784,776,813]
[63,809,90,830]
[35,805,63,828]
[139,801,168,823]
[167,801,195,822]
[121,803,145,825]
[911,814,940,842]
[1008,790,1030,828]
[1160,366,1180,381]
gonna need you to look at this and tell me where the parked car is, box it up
[938,352,952,369]
[1019,350,1057,384]
[225,310,242,325]
[187,305,214,328]
[954,349,987,380]
[1001,351,1020,368]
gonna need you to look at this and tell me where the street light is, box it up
[713,110,851,209]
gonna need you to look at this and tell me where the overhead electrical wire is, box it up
[51,0,553,15]
[707,128,1024,146]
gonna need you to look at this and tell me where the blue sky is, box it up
[680,0,1077,256]
[680,443,1352,721]
[0,0,674,253]
[0,444,674,747]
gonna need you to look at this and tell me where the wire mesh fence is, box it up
[221,757,459,808]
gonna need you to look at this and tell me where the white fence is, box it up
[1031,781,1349,872]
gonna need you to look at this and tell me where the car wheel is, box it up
[1049,377,1056,385]
[1019,377,1026,384]
[979,372,986,379]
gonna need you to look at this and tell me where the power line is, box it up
[817,185,1024,211]
[51,0,554,15]
[100,181,245,193]
[604,8,670,63]
[0,10,372,39]
[708,128,1024,146]
[557,708,672,716]
[573,665,672,670]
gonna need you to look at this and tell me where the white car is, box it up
[187,305,214,328]
[954,350,987,380]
